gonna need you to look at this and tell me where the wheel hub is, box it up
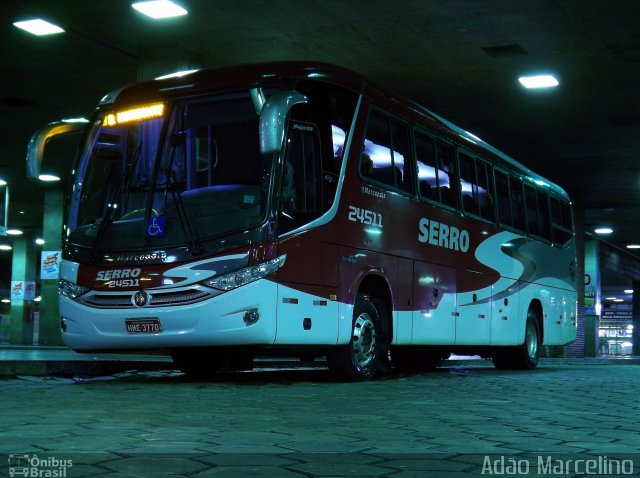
[352,313,377,369]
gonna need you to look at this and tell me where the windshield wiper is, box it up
[89,143,142,262]
[161,137,204,256]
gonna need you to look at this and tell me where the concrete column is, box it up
[633,280,640,356]
[583,239,600,357]
[8,236,37,344]
[38,189,64,345]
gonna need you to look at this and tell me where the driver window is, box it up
[279,121,322,234]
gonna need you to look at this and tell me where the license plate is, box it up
[125,318,161,334]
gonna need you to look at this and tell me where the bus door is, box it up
[412,261,456,344]
[274,119,339,345]
[455,270,492,345]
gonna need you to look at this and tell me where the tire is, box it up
[327,295,385,381]
[171,348,253,378]
[493,308,540,370]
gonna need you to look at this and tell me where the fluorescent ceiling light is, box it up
[1,299,10,303]
[0,179,6,186]
[13,19,64,36]
[155,69,199,80]
[6,229,23,236]
[613,299,624,302]
[605,297,617,300]
[132,1,188,19]
[38,174,60,182]
[627,244,640,249]
[62,117,89,123]
[624,289,634,294]
[0,245,12,251]
[518,74,559,89]
[594,227,613,235]
[35,238,45,245]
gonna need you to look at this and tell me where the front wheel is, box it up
[493,308,540,370]
[327,295,385,381]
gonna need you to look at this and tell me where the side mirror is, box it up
[26,121,88,180]
[258,91,308,156]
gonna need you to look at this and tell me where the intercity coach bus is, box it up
[28,62,577,380]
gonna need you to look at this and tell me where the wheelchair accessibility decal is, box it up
[146,216,166,238]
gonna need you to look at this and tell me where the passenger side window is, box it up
[524,184,539,237]
[361,110,413,194]
[459,152,493,221]
[415,132,438,202]
[436,142,458,209]
[537,189,552,241]
[459,152,476,215]
[495,170,512,227]
[550,197,573,245]
[510,176,525,232]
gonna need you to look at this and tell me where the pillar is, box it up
[633,280,640,356]
[583,239,600,357]
[38,189,64,345]
[9,236,37,344]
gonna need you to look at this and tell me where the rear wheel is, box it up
[327,295,385,381]
[493,308,540,370]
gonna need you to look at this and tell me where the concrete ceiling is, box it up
[1,0,639,295]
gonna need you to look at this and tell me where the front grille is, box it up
[80,288,212,309]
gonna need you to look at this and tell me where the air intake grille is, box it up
[81,289,211,309]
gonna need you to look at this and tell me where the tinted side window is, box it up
[459,152,477,215]
[510,176,525,232]
[495,170,512,227]
[361,110,394,187]
[524,184,539,237]
[390,118,413,194]
[362,110,413,194]
[415,132,438,202]
[550,197,573,245]
[279,122,323,233]
[537,189,552,241]
[437,142,458,209]
[476,161,493,221]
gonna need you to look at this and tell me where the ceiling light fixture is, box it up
[155,69,199,80]
[627,244,640,249]
[6,229,23,236]
[0,245,12,251]
[131,1,188,19]
[38,174,61,182]
[624,289,634,294]
[518,74,559,89]
[62,117,89,123]
[13,19,65,36]
[35,238,45,245]
[594,227,613,235]
[0,179,6,186]
[613,299,624,303]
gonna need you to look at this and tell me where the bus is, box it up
[27,62,577,380]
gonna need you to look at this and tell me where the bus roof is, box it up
[100,61,570,202]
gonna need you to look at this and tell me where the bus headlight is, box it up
[204,255,286,291]
[59,278,90,299]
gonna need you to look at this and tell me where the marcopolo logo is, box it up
[8,454,72,477]
[418,217,470,252]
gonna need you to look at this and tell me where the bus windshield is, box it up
[67,90,274,253]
